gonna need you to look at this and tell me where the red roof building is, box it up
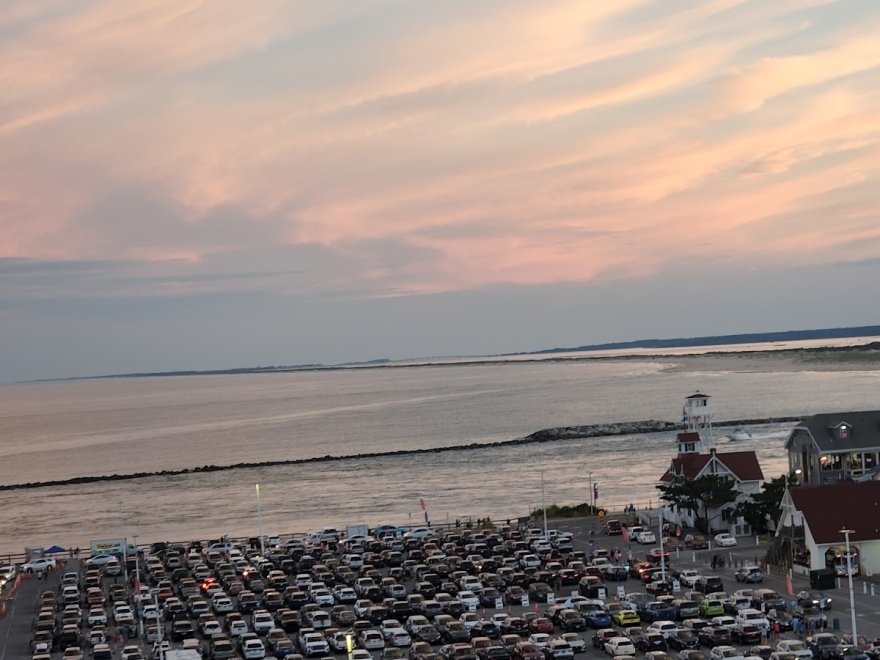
[780,481,880,576]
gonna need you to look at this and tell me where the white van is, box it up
[208,542,236,553]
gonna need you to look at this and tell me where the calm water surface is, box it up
[1,359,877,554]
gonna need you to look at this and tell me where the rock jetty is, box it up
[0,416,802,492]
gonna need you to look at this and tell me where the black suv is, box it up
[694,576,723,593]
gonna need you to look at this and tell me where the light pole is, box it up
[133,534,143,639]
[589,472,595,513]
[540,470,548,539]
[119,502,130,609]
[658,508,666,582]
[256,484,265,556]
[840,528,858,641]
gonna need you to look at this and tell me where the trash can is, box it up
[810,568,836,590]
[832,618,840,630]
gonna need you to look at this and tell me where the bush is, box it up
[530,502,597,519]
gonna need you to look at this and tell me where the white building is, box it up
[659,393,765,534]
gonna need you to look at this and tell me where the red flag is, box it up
[622,526,629,543]
[785,573,793,596]
[419,498,426,511]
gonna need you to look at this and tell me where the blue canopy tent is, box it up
[44,545,66,554]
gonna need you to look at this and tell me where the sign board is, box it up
[547,592,556,605]
[616,586,626,599]
[597,587,607,600]
[468,602,477,613]
[598,510,606,520]
[90,538,126,557]
[672,580,681,593]
[522,594,530,608]
[495,597,503,610]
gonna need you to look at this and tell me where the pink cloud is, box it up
[2,0,880,295]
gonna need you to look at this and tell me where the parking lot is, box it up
[3,517,880,660]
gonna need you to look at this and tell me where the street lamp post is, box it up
[588,472,594,512]
[133,534,143,639]
[256,484,265,556]
[840,528,858,641]
[540,470,548,539]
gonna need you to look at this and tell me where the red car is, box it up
[511,642,544,660]
[528,618,554,634]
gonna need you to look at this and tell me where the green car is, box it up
[699,599,724,617]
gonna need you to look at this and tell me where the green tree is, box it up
[734,474,795,534]
[657,475,738,532]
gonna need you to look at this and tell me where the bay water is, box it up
[1,357,878,554]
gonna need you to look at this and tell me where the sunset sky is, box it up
[3,0,880,381]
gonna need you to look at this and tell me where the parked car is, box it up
[713,534,737,548]
[605,637,637,657]
[807,634,843,660]
[735,567,764,584]
[685,535,709,550]
[796,591,833,611]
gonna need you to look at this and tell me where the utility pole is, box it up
[840,528,858,641]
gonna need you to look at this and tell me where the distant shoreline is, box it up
[30,339,880,383]
[0,416,800,492]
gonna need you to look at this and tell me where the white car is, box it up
[87,608,108,626]
[460,612,480,629]
[334,586,358,603]
[714,533,737,547]
[388,629,412,647]
[253,610,275,635]
[604,637,637,656]
[677,569,702,587]
[212,595,234,613]
[459,576,484,592]
[647,620,677,638]
[529,633,552,651]
[735,608,769,631]
[311,588,335,607]
[201,619,223,636]
[381,619,405,639]
[710,646,745,660]
[406,615,430,634]
[228,618,249,637]
[711,615,738,630]
[113,605,135,625]
[22,557,56,572]
[85,553,117,567]
[404,527,434,539]
[358,629,385,650]
[561,632,587,653]
[776,640,814,659]
[458,591,479,609]
[636,530,657,545]
[141,604,160,621]
[242,637,267,659]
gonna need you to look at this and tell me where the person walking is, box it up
[711,554,718,570]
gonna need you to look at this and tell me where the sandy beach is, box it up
[649,346,880,374]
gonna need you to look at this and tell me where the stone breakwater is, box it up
[0,416,801,492]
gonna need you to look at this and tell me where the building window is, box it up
[848,453,863,473]
[819,454,842,472]
[865,453,877,471]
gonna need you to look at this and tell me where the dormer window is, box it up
[830,422,851,441]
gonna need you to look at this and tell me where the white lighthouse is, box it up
[681,392,714,449]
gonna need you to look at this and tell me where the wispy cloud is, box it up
[1,0,879,300]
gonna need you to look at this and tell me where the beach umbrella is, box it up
[44,545,66,554]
